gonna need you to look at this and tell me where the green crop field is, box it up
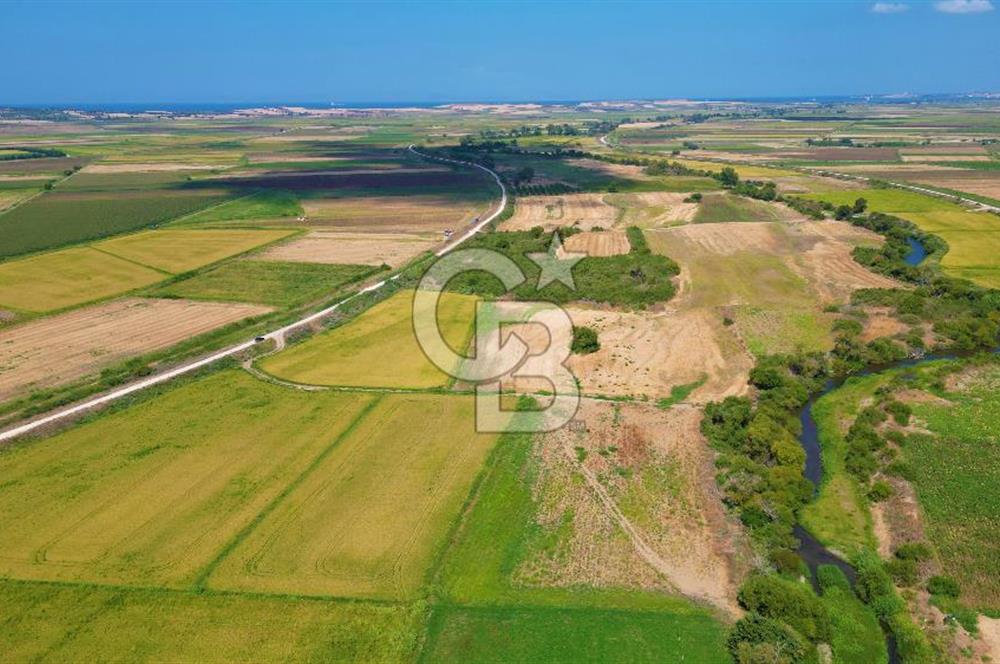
[0,189,230,258]
[420,605,729,664]
[906,363,1000,610]
[0,579,422,663]
[0,371,375,587]
[94,228,295,273]
[0,246,165,312]
[178,190,304,225]
[157,260,377,307]
[260,290,477,389]
[209,393,498,600]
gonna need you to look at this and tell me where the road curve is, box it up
[0,146,507,444]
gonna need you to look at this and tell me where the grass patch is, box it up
[157,260,377,307]
[259,290,477,389]
[656,375,707,409]
[693,193,791,224]
[800,374,882,555]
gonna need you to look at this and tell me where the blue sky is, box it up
[2,1,998,104]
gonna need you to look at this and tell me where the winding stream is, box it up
[793,237,929,663]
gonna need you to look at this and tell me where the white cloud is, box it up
[934,0,994,13]
[871,2,910,13]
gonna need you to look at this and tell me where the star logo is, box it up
[527,233,585,290]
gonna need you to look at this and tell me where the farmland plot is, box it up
[260,290,477,389]
[0,297,271,402]
[0,247,165,312]
[259,231,436,266]
[209,393,498,600]
[0,371,375,588]
[94,228,294,273]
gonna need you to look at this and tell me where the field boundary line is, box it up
[191,393,385,590]
[0,148,506,443]
[88,245,174,275]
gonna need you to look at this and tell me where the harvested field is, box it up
[0,297,270,402]
[94,228,294,273]
[209,394,498,600]
[522,399,749,613]
[260,290,477,389]
[503,193,618,231]
[562,230,630,256]
[300,194,491,233]
[0,371,376,588]
[0,247,164,312]
[259,231,436,266]
[907,172,1000,202]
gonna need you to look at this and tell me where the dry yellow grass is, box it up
[503,193,618,231]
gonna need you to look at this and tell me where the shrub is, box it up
[737,575,831,643]
[894,542,932,562]
[817,564,852,594]
[927,576,960,598]
[771,549,807,577]
[868,480,893,502]
[884,400,912,426]
[570,326,600,354]
[727,613,808,664]
[886,558,918,586]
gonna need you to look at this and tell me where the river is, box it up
[792,236,928,662]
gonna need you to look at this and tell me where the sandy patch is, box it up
[0,298,271,402]
[900,154,991,162]
[978,617,1000,663]
[563,230,630,257]
[520,399,749,614]
[567,307,752,402]
[259,231,436,267]
[503,193,618,231]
